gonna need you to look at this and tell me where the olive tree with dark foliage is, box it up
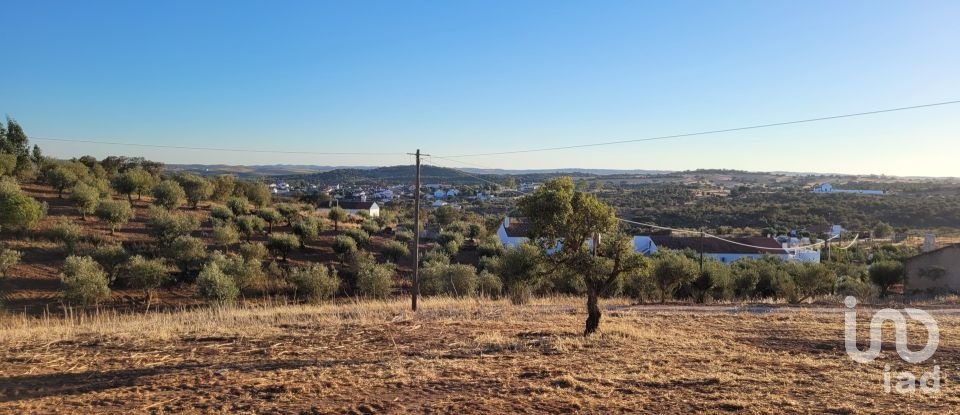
[518,177,643,335]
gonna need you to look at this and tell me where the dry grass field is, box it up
[1,297,958,414]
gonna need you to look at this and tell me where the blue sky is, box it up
[2,0,958,176]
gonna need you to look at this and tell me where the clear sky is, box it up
[2,0,958,176]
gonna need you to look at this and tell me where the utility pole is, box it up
[699,229,705,274]
[408,149,427,311]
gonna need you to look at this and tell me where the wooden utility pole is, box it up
[409,149,426,311]
[699,229,705,274]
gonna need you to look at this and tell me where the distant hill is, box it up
[165,164,379,178]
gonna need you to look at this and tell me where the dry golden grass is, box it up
[0,296,958,414]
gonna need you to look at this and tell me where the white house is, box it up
[336,200,380,217]
[812,183,884,195]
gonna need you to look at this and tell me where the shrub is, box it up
[290,264,340,302]
[167,235,207,275]
[210,205,235,222]
[235,215,266,242]
[0,248,23,278]
[111,167,153,201]
[257,208,283,233]
[332,235,358,260]
[344,228,370,247]
[477,270,503,297]
[488,244,542,305]
[238,242,268,261]
[652,251,698,303]
[176,174,213,208]
[266,233,299,261]
[70,182,100,219]
[45,165,79,198]
[690,260,732,303]
[420,248,450,266]
[381,240,410,263]
[196,261,239,305]
[208,252,267,296]
[0,178,45,232]
[90,243,128,285]
[146,207,200,246]
[869,260,904,298]
[622,268,657,303]
[122,255,170,310]
[354,253,394,298]
[477,240,505,258]
[328,206,348,231]
[212,223,240,250]
[788,262,835,303]
[59,256,110,306]
[95,199,133,234]
[152,179,186,210]
[245,182,271,208]
[360,220,380,235]
[420,262,478,297]
[226,196,250,216]
[275,203,301,226]
[49,218,84,254]
[292,217,322,248]
[394,229,414,243]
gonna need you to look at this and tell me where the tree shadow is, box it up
[0,358,346,402]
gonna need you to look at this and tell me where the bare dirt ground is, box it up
[0,297,957,414]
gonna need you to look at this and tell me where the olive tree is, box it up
[123,255,170,311]
[518,177,643,335]
[290,264,340,302]
[196,261,240,305]
[111,167,154,201]
[257,208,283,233]
[0,178,44,233]
[177,174,214,209]
[292,217,322,248]
[152,180,186,210]
[236,215,266,242]
[95,199,134,235]
[59,255,111,306]
[266,233,299,261]
[328,206,348,231]
[869,260,904,298]
[70,182,100,220]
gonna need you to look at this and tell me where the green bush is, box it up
[145,207,200,246]
[420,263,478,297]
[226,196,250,216]
[60,256,111,306]
[122,255,170,310]
[394,229,414,243]
[0,248,23,278]
[70,182,100,219]
[477,270,503,297]
[360,220,380,235]
[344,228,370,247]
[90,243,128,285]
[381,240,410,263]
[152,179,186,210]
[266,233,299,261]
[292,217,322,248]
[869,260,904,298]
[0,178,45,233]
[196,261,239,305]
[167,235,207,275]
[256,208,283,233]
[290,264,340,302]
[49,218,84,254]
[651,251,698,303]
[176,174,213,208]
[235,214,266,242]
[333,235,358,260]
[238,242,268,261]
[212,223,240,249]
[354,253,394,298]
[210,205,235,222]
[95,199,133,234]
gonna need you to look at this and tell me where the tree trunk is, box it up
[584,287,601,336]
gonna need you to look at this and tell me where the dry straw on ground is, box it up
[0,296,957,414]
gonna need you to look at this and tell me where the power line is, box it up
[436,100,960,158]
[28,136,406,156]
